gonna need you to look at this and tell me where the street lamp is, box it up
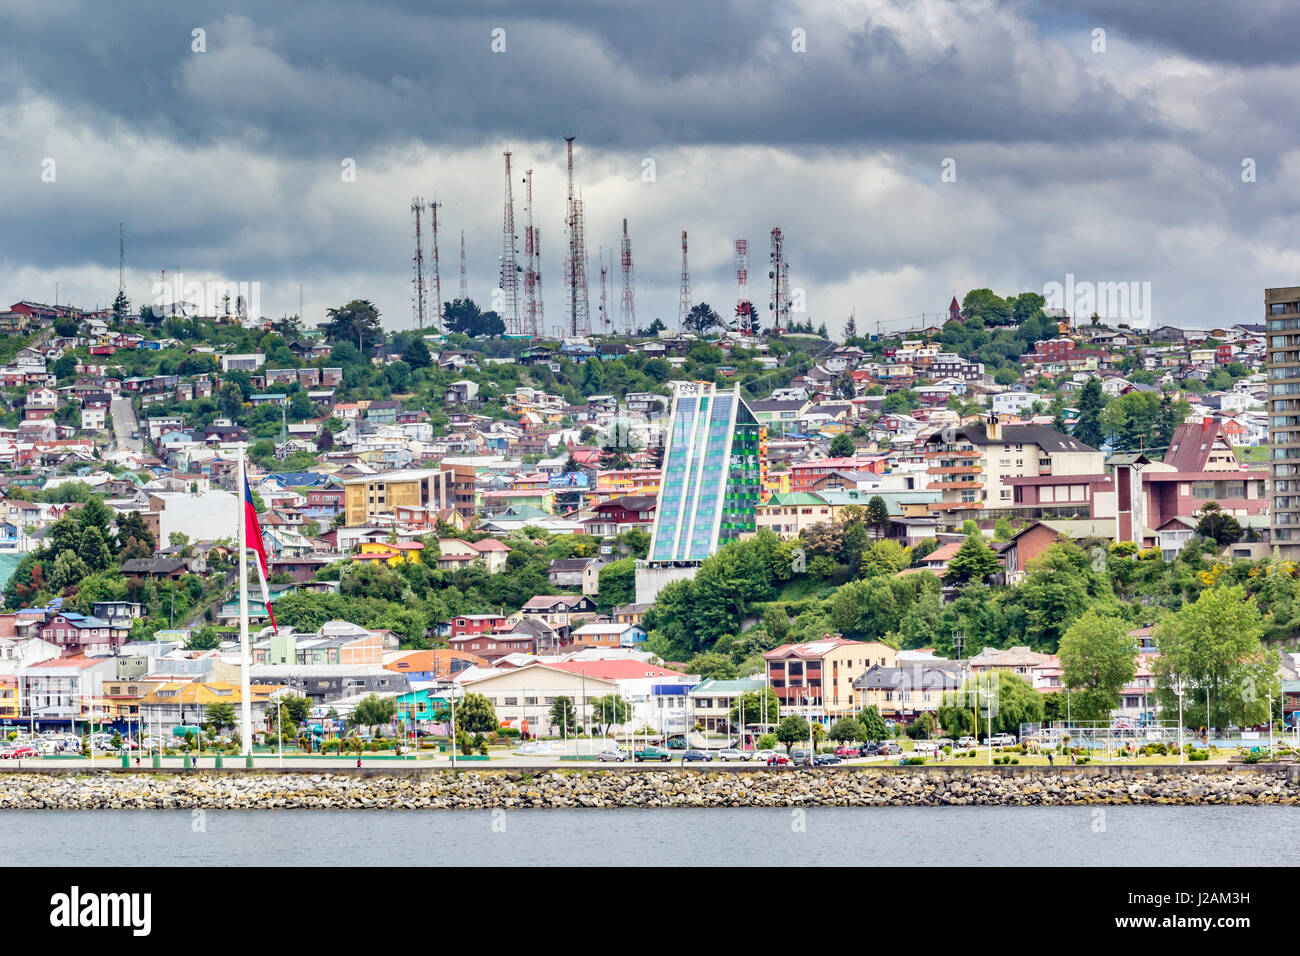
[1175,680,1185,764]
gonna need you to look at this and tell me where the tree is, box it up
[843,314,857,340]
[776,714,810,752]
[857,705,888,742]
[322,299,383,351]
[937,671,1044,737]
[548,696,577,735]
[1196,502,1244,546]
[684,302,722,335]
[1058,610,1138,721]
[729,689,779,729]
[352,693,397,736]
[1073,377,1106,449]
[49,550,90,591]
[865,495,890,539]
[442,297,505,337]
[206,702,236,734]
[402,336,432,369]
[1151,585,1279,731]
[589,695,631,736]
[829,433,856,458]
[455,692,498,734]
[944,532,1001,586]
[829,717,865,743]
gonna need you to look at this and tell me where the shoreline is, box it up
[1,765,1298,809]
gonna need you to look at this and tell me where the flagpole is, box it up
[238,443,253,765]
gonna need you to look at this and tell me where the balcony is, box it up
[928,465,982,476]
[926,448,980,460]
[928,478,984,491]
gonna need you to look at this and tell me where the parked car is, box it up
[985,733,1017,747]
[913,740,938,753]
[877,742,902,756]
[753,749,776,763]
[1,745,39,759]
[833,745,858,758]
[634,747,671,763]
[596,749,627,762]
[765,753,789,766]
[717,748,748,762]
[681,749,710,762]
[858,741,882,756]
[813,753,841,766]
[789,749,812,766]
[957,736,977,749]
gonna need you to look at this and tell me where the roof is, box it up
[933,423,1101,455]
[690,677,766,695]
[763,637,876,661]
[1164,421,1233,472]
[546,660,685,680]
[853,664,961,691]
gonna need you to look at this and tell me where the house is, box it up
[567,621,647,649]
[688,677,767,733]
[580,495,657,537]
[763,637,898,722]
[853,663,963,724]
[120,556,191,580]
[519,595,598,629]
[547,557,602,596]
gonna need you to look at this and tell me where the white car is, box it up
[596,749,627,762]
[912,740,939,753]
[752,749,776,763]
[984,733,1017,747]
[717,748,748,761]
[957,736,977,749]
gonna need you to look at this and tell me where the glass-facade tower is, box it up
[648,384,761,563]
[1268,285,1300,558]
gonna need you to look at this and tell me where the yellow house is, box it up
[356,540,424,566]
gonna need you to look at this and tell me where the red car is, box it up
[766,753,789,766]
[1,745,38,759]
[834,746,858,758]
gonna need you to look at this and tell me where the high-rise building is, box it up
[1267,285,1300,556]
[646,384,761,564]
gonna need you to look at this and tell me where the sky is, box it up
[1,0,1298,338]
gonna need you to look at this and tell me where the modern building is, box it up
[637,384,761,602]
[1267,285,1300,557]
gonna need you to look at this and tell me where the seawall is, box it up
[1,765,1298,809]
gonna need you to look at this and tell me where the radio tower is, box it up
[769,227,790,334]
[564,136,590,337]
[734,239,750,333]
[410,197,427,329]
[500,151,520,334]
[458,230,468,301]
[523,168,541,337]
[599,249,609,331]
[678,229,692,328]
[619,218,635,335]
[118,223,125,295]
[429,199,442,329]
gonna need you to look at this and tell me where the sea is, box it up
[0,805,1293,865]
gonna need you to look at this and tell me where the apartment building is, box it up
[764,637,897,723]
[923,418,1103,517]
[1267,285,1300,557]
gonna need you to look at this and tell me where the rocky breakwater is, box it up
[1,766,1298,809]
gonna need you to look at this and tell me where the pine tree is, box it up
[1072,377,1106,449]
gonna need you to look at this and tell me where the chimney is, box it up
[1202,417,1213,432]
[986,413,1001,441]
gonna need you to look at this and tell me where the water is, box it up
[0,806,1294,865]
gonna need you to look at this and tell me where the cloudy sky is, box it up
[1,0,1297,337]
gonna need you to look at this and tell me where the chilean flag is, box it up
[243,466,277,633]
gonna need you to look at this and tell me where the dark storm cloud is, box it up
[0,0,1158,155]
[1033,0,1300,66]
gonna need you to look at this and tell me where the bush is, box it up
[904,756,925,765]
[1189,750,1210,761]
